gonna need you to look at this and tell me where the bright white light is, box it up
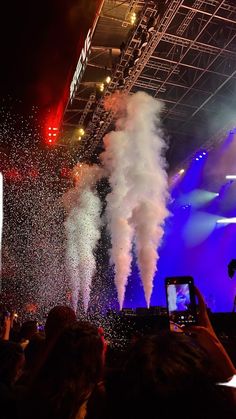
[179,169,185,175]
[225,175,236,180]
[217,218,236,224]
[130,12,136,25]
[218,375,236,388]
[196,158,199,161]
[105,76,111,84]
[78,128,85,136]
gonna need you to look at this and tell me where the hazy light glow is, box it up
[225,175,236,180]
[217,217,236,224]
[183,211,219,246]
[78,128,85,136]
[178,189,219,208]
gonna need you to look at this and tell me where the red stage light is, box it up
[46,126,58,145]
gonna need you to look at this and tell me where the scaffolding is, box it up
[61,0,236,168]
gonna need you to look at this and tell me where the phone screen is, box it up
[166,277,197,327]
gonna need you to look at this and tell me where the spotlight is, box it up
[123,67,132,79]
[226,175,236,180]
[147,15,157,32]
[179,169,185,175]
[130,12,136,25]
[105,75,111,84]
[133,48,141,64]
[78,128,85,137]
[99,83,104,92]
[196,158,199,161]
[217,217,236,224]
[139,31,150,48]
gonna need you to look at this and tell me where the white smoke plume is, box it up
[64,164,103,312]
[102,92,169,308]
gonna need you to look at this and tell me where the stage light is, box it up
[105,75,111,84]
[226,175,236,180]
[179,169,185,175]
[133,48,141,64]
[99,83,104,92]
[217,217,236,224]
[140,31,150,48]
[123,67,132,79]
[46,126,58,145]
[195,158,199,161]
[130,12,136,25]
[147,16,157,32]
[78,128,85,137]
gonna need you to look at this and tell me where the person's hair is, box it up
[19,320,38,341]
[44,305,76,343]
[111,332,235,419]
[0,340,24,384]
[24,321,104,419]
[24,333,45,370]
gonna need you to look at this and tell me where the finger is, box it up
[194,286,207,311]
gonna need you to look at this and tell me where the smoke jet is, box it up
[102,92,169,308]
[64,164,103,312]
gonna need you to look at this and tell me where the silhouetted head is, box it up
[19,320,38,341]
[0,340,24,384]
[45,305,76,343]
[26,321,104,419]
[115,332,233,419]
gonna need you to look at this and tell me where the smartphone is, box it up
[165,276,197,328]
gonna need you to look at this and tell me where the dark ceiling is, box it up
[61,0,236,170]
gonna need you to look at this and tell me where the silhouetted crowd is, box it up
[0,289,236,419]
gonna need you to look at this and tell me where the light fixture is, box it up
[217,218,236,224]
[105,75,111,84]
[133,48,141,64]
[130,12,136,25]
[147,15,157,32]
[78,128,85,136]
[99,83,104,92]
[179,169,185,175]
[140,31,150,48]
[226,175,236,180]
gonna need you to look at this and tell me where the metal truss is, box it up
[82,0,184,158]
[173,117,236,175]
[62,0,236,168]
